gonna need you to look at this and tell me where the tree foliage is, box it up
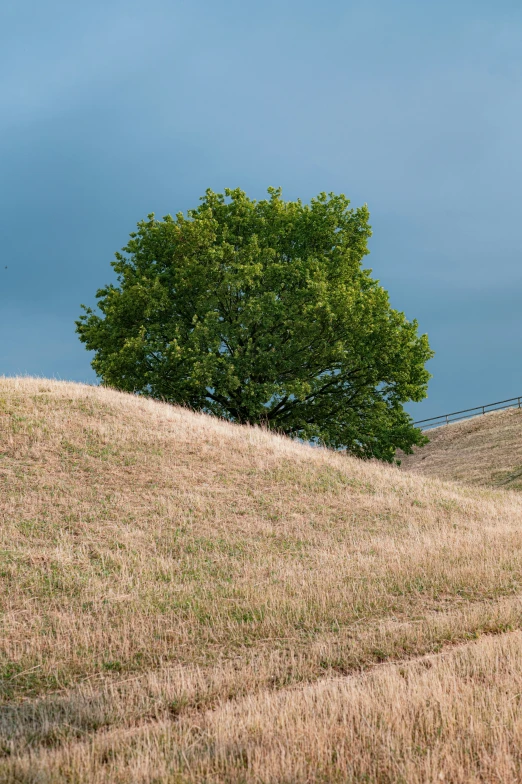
[76,188,433,461]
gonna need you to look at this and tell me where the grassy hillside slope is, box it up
[400,407,522,489]
[2,378,522,782]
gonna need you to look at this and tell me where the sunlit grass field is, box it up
[2,377,522,782]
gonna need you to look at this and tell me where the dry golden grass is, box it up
[8,630,522,783]
[400,406,522,489]
[2,377,522,782]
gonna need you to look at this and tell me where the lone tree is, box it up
[77,188,433,461]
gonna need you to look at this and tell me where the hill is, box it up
[3,378,522,782]
[400,407,522,490]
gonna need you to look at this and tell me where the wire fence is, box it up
[414,396,522,430]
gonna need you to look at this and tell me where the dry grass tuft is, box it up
[2,377,522,781]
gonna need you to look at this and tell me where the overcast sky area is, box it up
[1,0,521,419]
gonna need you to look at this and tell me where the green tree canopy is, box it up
[76,188,433,461]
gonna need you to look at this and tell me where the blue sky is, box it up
[1,0,521,419]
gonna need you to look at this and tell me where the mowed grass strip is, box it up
[7,630,522,783]
[2,377,522,779]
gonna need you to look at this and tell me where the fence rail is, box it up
[414,396,522,430]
